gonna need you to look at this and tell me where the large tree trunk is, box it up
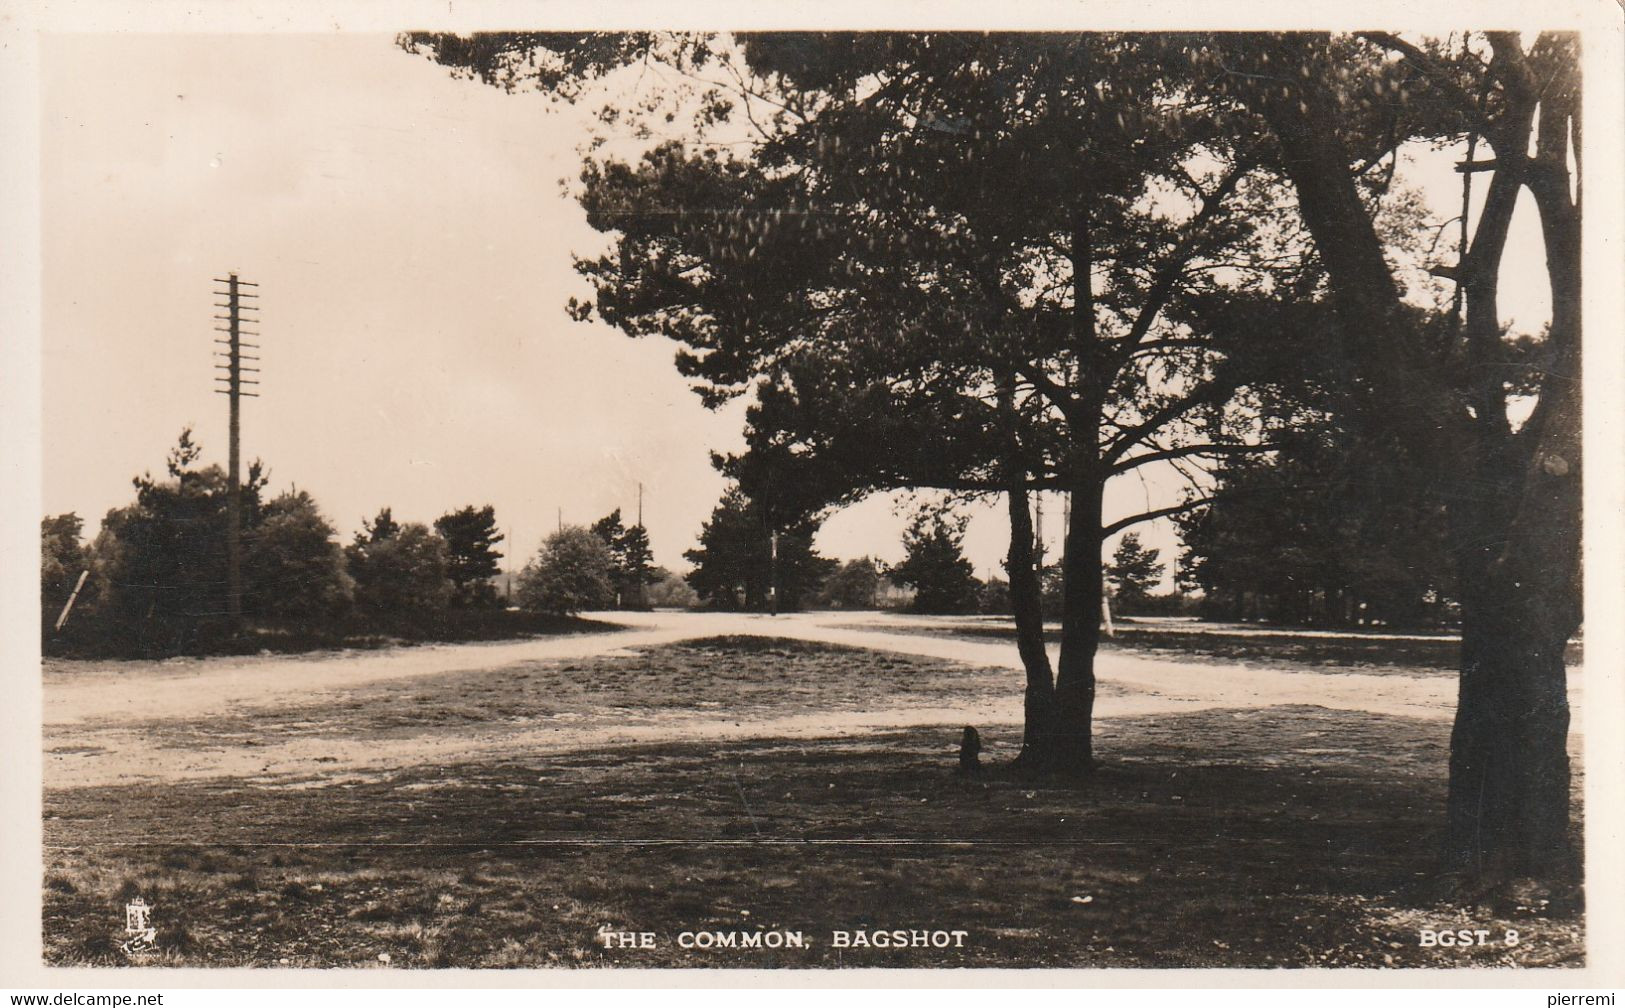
[995,375,1061,770]
[1007,478,1060,769]
[1445,38,1583,874]
[1052,477,1103,775]
[1049,203,1104,776]
[1447,559,1577,877]
[1242,32,1582,880]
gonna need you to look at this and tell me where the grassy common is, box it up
[42,636,1583,969]
[93,637,1025,750]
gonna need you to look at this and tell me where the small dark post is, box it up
[957,726,982,776]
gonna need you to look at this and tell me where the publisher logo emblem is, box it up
[120,896,158,956]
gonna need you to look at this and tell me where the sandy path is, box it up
[46,609,1484,727]
[46,622,698,727]
[43,610,1583,791]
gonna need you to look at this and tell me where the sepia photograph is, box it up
[4,2,1623,988]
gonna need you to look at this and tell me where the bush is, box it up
[516,526,615,615]
[246,491,353,619]
[646,568,700,609]
[345,517,453,623]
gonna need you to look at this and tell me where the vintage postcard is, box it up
[2,0,1621,993]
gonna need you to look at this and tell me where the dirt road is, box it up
[44,609,1490,726]
[42,610,1583,791]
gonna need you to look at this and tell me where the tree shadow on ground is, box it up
[43,705,1582,968]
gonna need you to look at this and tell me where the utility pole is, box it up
[637,482,644,529]
[1034,492,1045,571]
[769,529,780,617]
[213,273,259,631]
[1062,491,1071,589]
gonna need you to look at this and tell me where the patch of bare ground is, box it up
[42,635,1583,970]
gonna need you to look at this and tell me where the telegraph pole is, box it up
[1034,492,1045,570]
[213,273,259,631]
[769,530,780,617]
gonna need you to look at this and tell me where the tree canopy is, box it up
[89,429,268,648]
[403,29,1585,878]
[1105,533,1164,612]
[818,557,881,610]
[1177,425,1454,627]
[246,490,353,620]
[346,511,454,622]
[590,508,660,609]
[41,513,89,620]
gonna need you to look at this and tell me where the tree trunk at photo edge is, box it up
[1445,190,1582,883]
[1006,476,1059,771]
[1049,478,1103,776]
[1249,38,1584,880]
[1447,562,1578,882]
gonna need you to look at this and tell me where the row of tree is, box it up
[40,430,669,655]
[42,434,1174,653]
[679,486,1168,616]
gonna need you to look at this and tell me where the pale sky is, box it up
[43,33,753,573]
[40,32,1552,581]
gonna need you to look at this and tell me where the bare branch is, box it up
[1109,442,1276,476]
[1104,159,1254,376]
[1102,382,1231,464]
[1101,497,1217,540]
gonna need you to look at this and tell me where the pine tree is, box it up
[1105,533,1164,611]
[434,504,504,608]
[683,487,832,612]
[591,508,659,609]
[889,509,980,615]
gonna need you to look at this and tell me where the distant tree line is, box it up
[39,429,665,657]
[1176,421,1457,629]
[676,485,1189,619]
[45,427,1457,659]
